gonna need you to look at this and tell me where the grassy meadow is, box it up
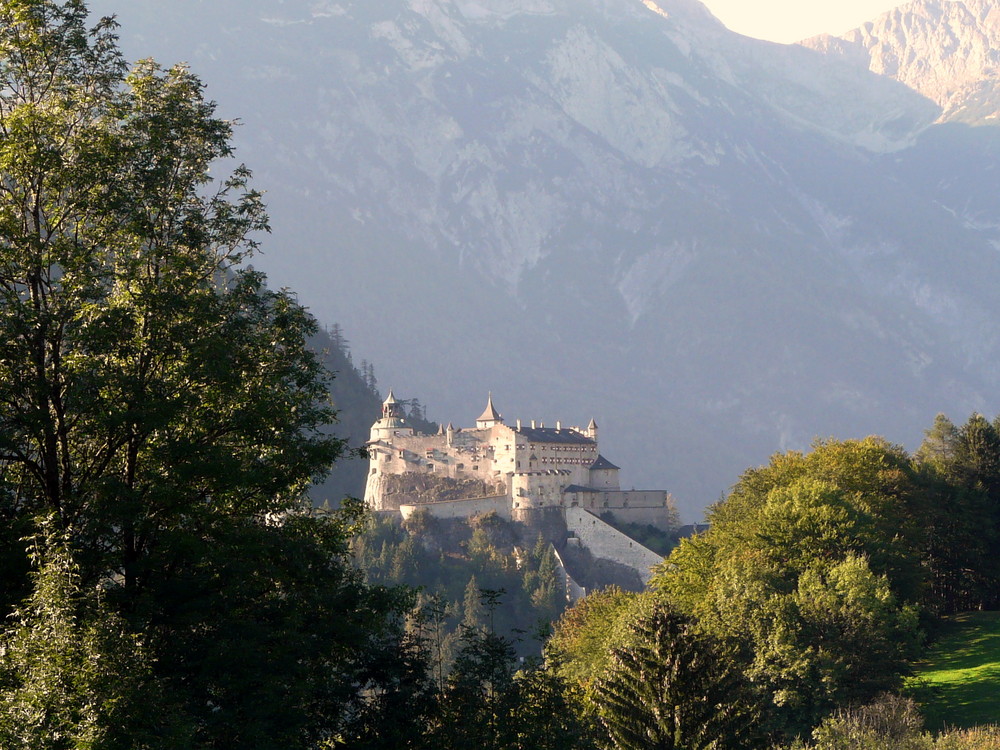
[906,611,1000,730]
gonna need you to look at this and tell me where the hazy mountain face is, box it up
[88,0,1000,519]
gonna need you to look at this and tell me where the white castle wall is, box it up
[399,495,511,521]
[565,507,663,584]
[511,470,571,510]
[563,488,674,530]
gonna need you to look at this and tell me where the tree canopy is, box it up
[0,2,413,745]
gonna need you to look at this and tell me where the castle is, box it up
[364,392,675,532]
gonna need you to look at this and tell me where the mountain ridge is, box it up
[803,0,1000,123]
[88,0,1000,518]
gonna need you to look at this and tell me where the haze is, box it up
[701,0,905,42]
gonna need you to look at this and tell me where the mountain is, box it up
[803,0,1000,123]
[86,0,1000,519]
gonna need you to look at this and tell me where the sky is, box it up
[699,0,906,43]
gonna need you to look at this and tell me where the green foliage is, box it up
[546,586,650,695]
[434,601,519,748]
[426,590,594,750]
[352,512,568,661]
[800,694,929,750]
[0,0,343,582]
[912,414,1000,612]
[651,439,927,739]
[509,665,596,750]
[785,693,1000,749]
[931,727,1000,750]
[0,2,420,745]
[734,554,922,734]
[594,604,760,750]
[0,522,192,749]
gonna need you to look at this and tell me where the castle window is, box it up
[457,463,464,469]
[472,466,479,471]
[427,464,434,471]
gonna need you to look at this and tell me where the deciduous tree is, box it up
[0,2,412,745]
[652,440,927,739]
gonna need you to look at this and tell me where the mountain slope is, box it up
[803,0,1000,123]
[87,0,1000,518]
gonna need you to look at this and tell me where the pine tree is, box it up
[328,322,349,355]
[462,576,486,632]
[595,605,759,750]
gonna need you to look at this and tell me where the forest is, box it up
[0,1,998,748]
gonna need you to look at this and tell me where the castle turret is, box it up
[370,390,414,441]
[589,454,620,490]
[382,390,405,420]
[476,392,503,429]
[587,417,598,441]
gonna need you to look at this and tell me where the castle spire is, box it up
[382,389,404,420]
[476,392,503,428]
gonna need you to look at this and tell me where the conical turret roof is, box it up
[477,392,502,424]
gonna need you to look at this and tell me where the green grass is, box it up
[905,611,1000,730]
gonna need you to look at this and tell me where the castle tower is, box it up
[476,392,503,429]
[370,390,414,441]
[589,454,621,490]
[587,417,598,442]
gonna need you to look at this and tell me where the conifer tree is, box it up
[595,605,758,750]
